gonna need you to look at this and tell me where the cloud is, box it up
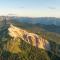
[19,6,24,9]
[48,7,56,10]
[18,6,24,9]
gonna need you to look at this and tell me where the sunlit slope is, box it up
[6,24,51,53]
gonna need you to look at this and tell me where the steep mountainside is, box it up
[8,24,50,52]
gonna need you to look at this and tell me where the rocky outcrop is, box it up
[8,24,51,51]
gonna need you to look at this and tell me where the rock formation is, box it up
[8,24,51,51]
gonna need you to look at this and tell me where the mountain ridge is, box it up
[7,24,51,53]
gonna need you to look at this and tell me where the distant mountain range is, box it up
[0,16,60,26]
[12,17,60,26]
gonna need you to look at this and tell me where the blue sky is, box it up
[0,0,60,17]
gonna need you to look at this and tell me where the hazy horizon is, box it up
[0,0,60,17]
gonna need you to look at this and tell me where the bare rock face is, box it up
[8,24,51,51]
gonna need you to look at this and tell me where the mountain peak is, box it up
[8,24,51,51]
